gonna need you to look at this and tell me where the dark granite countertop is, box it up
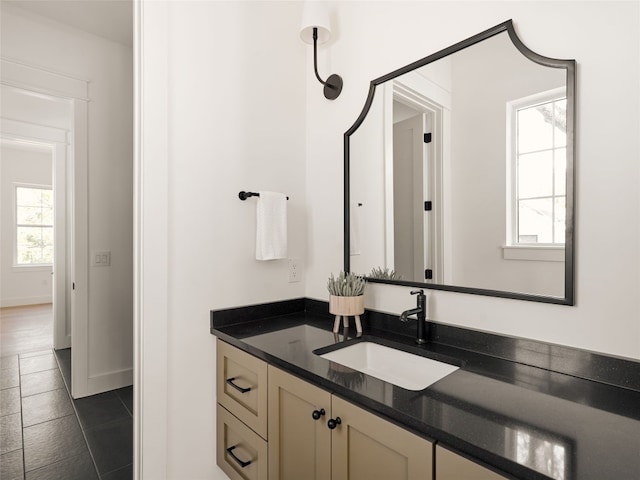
[211,302,640,480]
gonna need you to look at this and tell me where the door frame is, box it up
[1,58,90,397]
[383,76,448,284]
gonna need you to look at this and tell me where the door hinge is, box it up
[424,201,432,211]
[424,133,432,144]
[425,269,433,280]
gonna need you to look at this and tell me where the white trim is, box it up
[11,181,52,189]
[11,264,52,272]
[502,245,565,262]
[1,58,89,101]
[70,98,90,398]
[84,367,134,397]
[133,0,143,476]
[383,71,449,284]
[382,83,394,268]
[0,296,53,308]
[135,1,170,478]
[58,334,71,350]
[1,117,69,144]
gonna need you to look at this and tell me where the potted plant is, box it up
[327,271,366,333]
[368,266,403,281]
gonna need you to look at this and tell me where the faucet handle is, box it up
[410,290,424,296]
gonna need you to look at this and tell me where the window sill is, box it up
[12,264,53,273]
[502,245,565,262]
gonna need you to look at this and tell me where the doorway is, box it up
[392,108,431,281]
[1,64,90,399]
[384,78,446,284]
[1,86,73,347]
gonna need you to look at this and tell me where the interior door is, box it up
[393,114,427,280]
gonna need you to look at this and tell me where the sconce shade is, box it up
[300,1,342,100]
[300,2,331,44]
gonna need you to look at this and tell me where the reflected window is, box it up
[515,430,566,480]
[15,185,53,266]
[508,89,566,245]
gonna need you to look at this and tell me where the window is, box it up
[508,89,566,247]
[15,185,53,266]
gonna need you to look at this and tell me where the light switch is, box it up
[92,251,111,267]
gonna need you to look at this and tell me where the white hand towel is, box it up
[256,191,288,261]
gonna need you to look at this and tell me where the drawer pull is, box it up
[226,377,252,394]
[226,445,252,468]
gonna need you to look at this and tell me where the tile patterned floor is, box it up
[0,348,133,480]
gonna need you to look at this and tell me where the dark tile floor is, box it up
[0,348,133,480]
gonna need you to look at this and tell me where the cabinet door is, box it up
[331,396,433,480]
[436,445,507,480]
[268,366,332,480]
[217,339,268,439]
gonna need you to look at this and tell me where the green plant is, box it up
[327,271,366,296]
[368,267,403,281]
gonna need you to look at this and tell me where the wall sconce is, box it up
[300,2,343,100]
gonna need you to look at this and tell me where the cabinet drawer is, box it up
[217,404,268,480]
[216,340,267,440]
[217,340,268,439]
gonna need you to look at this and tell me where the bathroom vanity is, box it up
[217,339,434,480]
[211,299,640,480]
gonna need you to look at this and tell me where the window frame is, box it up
[505,87,567,261]
[13,182,54,269]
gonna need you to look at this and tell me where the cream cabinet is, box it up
[436,445,508,480]
[216,340,269,480]
[216,340,507,480]
[268,365,433,480]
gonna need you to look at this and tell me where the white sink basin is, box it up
[320,342,459,391]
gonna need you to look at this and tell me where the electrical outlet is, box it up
[288,259,301,283]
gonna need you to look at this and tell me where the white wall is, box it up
[306,1,640,360]
[139,1,306,478]
[0,145,53,306]
[1,5,134,392]
[450,32,565,296]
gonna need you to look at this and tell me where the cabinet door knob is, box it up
[226,445,252,468]
[226,377,251,394]
[312,408,326,420]
[327,417,342,429]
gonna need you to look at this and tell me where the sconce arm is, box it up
[313,28,329,86]
[310,27,343,100]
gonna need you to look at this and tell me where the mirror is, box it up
[344,20,575,305]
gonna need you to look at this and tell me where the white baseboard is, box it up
[73,367,133,398]
[54,334,72,350]
[1,296,53,307]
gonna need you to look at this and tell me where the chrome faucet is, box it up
[399,290,427,344]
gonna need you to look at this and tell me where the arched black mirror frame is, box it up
[343,19,576,305]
